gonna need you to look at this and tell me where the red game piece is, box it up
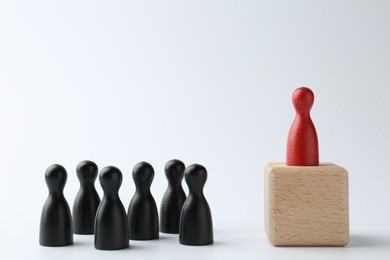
[286,87,319,166]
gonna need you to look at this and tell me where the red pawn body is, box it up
[286,87,319,166]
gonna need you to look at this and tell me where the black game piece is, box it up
[179,164,213,246]
[128,162,159,240]
[160,159,186,234]
[94,166,129,250]
[73,160,101,234]
[39,164,73,246]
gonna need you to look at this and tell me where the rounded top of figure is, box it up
[165,159,185,186]
[99,166,122,194]
[76,160,98,184]
[45,164,67,195]
[132,161,154,191]
[292,87,314,114]
[185,164,207,194]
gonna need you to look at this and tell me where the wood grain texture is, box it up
[264,163,349,246]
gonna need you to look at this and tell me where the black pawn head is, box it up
[45,164,67,195]
[76,160,98,185]
[132,162,154,191]
[185,164,207,195]
[99,166,122,195]
[164,159,185,187]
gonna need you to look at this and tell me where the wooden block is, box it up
[264,162,349,246]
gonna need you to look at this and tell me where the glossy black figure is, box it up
[160,159,186,234]
[73,160,101,234]
[39,164,73,247]
[94,166,129,250]
[179,164,213,246]
[128,162,159,240]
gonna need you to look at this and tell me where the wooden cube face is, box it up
[264,163,349,246]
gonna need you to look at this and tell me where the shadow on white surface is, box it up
[73,240,91,247]
[348,235,390,248]
[158,234,178,241]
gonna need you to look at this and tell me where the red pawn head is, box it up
[286,87,319,166]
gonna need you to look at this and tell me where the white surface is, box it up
[1,0,390,259]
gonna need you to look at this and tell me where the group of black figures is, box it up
[39,159,213,250]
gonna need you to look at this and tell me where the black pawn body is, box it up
[128,162,159,240]
[73,160,101,234]
[160,159,186,234]
[179,164,213,246]
[94,166,129,250]
[39,164,73,246]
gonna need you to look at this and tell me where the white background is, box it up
[1,1,390,259]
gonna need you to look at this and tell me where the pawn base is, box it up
[179,239,213,246]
